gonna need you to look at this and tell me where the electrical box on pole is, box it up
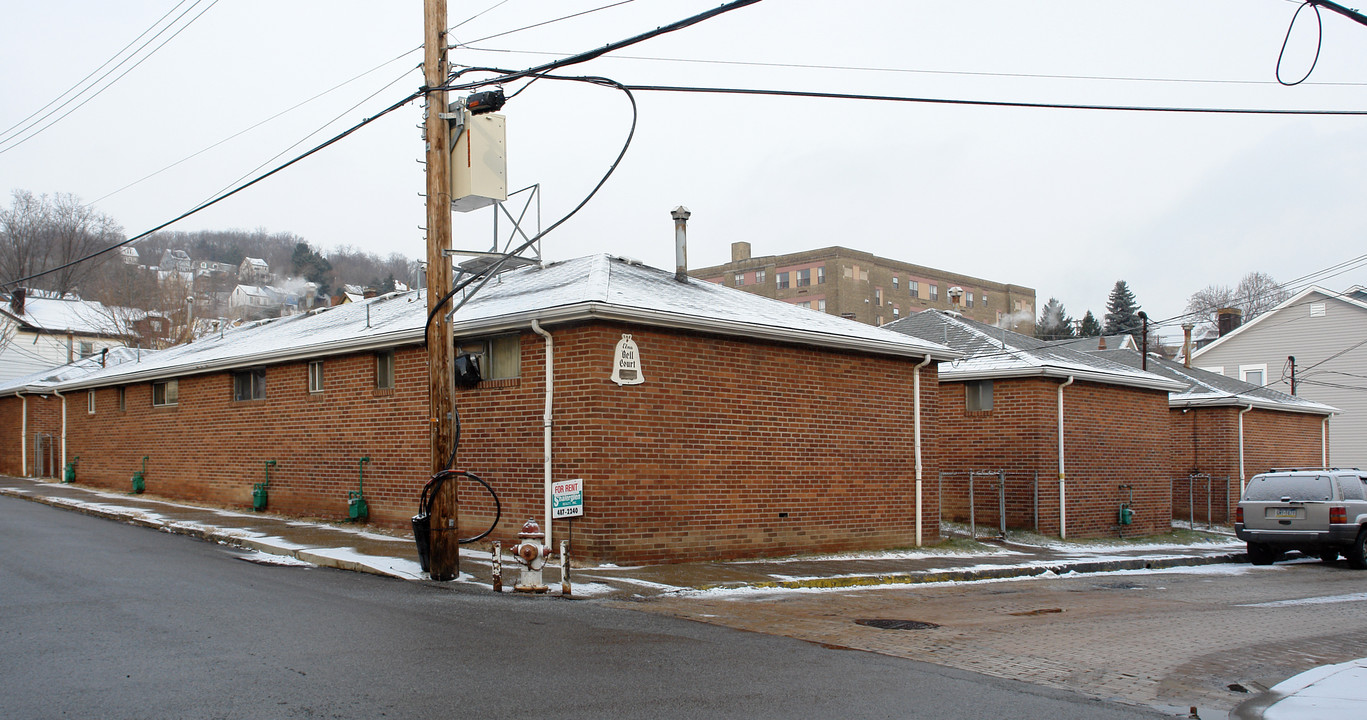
[450,109,507,213]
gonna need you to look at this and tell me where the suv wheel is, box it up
[1248,542,1279,566]
[1348,530,1367,570]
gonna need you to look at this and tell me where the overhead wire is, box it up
[0,0,220,155]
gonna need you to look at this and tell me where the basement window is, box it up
[152,379,178,407]
[966,380,994,411]
[234,369,266,401]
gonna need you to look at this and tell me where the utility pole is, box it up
[424,0,458,580]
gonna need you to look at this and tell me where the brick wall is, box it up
[12,321,944,565]
[0,393,63,477]
[938,377,1172,538]
[1169,407,1326,523]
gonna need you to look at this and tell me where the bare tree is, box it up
[1185,272,1289,328]
[0,190,122,294]
[83,263,197,348]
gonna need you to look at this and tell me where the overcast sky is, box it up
[5,0,1367,341]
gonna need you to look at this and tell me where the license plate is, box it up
[1268,508,1300,519]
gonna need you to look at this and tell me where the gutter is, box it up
[1323,416,1331,467]
[1238,404,1253,498]
[18,391,27,477]
[913,354,932,547]
[530,319,554,553]
[940,364,1184,393]
[53,389,66,476]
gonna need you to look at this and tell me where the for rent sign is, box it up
[552,478,583,518]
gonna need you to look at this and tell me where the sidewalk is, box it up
[0,474,1247,600]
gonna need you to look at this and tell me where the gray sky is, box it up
[5,0,1367,341]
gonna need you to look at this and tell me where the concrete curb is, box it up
[0,487,408,581]
[705,553,1246,591]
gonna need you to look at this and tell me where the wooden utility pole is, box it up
[424,0,458,580]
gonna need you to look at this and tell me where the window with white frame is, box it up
[966,380,994,411]
[967,292,974,308]
[777,272,790,289]
[756,269,766,283]
[87,390,95,414]
[930,284,939,302]
[1240,364,1268,387]
[734,273,744,286]
[817,266,825,284]
[892,276,899,289]
[796,268,811,287]
[376,351,395,390]
[234,369,266,401]
[909,280,919,297]
[308,360,324,394]
[817,299,826,312]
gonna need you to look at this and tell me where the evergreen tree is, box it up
[1102,280,1142,339]
[1035,297,1075,341]
[1078,310,1102,337]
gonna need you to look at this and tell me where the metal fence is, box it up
[1170,474,1233,529]
[937,470,1040,540]
[31,432,56,478]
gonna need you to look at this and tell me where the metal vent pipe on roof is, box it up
[672,206,691,282]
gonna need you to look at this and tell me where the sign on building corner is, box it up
[611,333,644,385]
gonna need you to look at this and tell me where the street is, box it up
[0,495,1163,720]
[635,556,1367,717]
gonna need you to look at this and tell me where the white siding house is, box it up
[1190,285,1367,469]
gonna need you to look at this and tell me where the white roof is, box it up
[1,296,124,337]
[23,254,957,392]
[885,310,1184,392]
[0,347,148,394]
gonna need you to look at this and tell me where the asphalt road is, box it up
[0,495,1166,719]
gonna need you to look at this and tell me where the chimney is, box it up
[11,287,26,315]
[948,286,964,306]
[1181,323,1194,367]
[1216,308,1243,336]
[731,241,751,263]
[671,206,691,282]
[1098,336,1107,350]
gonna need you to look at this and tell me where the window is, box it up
[456,335,521,382]
[843,266,853,279]
[817,299,826,312]
[234,369,266,401]
[79,341,94,358]
[756,269,766,284]
[874,288,882,306]
[982,293,989,308]
[376,351,395,390]
[796,268,811,287]
[150,319,162,332]
[967,292,974,309]
[777,272,790,290]
[1240,364,1267,387]
[817,266,825,284]
[308,361,324,394]
[87,390,95,414]
[797,301,812,310]
[910,280,919,297]
[118,387,126,412]
[152,379,178,407]
[893,306,900,319]
[734,273,744,286]
[930,284,939,302]
[859,269,869,282]
[966,380,994,411]
[893,276,900,289]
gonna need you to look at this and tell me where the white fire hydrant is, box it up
[511,518,551,593]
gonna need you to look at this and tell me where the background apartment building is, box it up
[694,243,1036,334]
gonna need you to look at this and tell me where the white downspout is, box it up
[531,319,554,552]
[1322,416,1330,467]
[54,389,66,476]
[18,391,28,477]
[1238,404,1253,497]
[1057,376,1074,540]
[913,354,932,547]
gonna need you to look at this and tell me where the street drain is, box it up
[1009,608,1063,616]
[855,618,940,630]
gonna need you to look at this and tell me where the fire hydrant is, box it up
[510,518,551,593]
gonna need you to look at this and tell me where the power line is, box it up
[618,83,1367,116]
[453,0,638,47]
[0,0,220,155]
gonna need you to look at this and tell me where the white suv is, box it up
[1235,468,1367,568]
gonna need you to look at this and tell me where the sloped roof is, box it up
[17,255,957,393]
[0,347,147,394]
[883,310,1183,391]
[1044,334,1137,352]
[1191,285,1367,360]
[1094,349,1337,416]
[0,296,125,337]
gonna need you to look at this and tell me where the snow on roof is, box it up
[883,310,1184,392]
[0,296,125,337]
[1044,334,1137,352]
[0,346,147,395]
[1094,349,1337,415]
[244,257,268,267]
[36,254,957,391]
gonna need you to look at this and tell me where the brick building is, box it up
[1,255,956,564]
[1097,350,1336,524]
[885,311,1185,539]
[692,243,1037,333]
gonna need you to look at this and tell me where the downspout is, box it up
[1238,404,1253,498]
[530,319,554,553]
[18,391,27,477]
[1057,376,1074,539]
[53,389,67,476]
[913,354,932,547]
[1322,416,1330,467]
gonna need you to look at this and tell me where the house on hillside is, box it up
[160,249,194,273]
[0,290,129,383]
[0,254,957,564]
[1190,286,1367,469]
[1097,349,1336,523]
[238,257,270,284]
[884,310,1185,539]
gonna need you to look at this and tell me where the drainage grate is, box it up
[855,618,940,630]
